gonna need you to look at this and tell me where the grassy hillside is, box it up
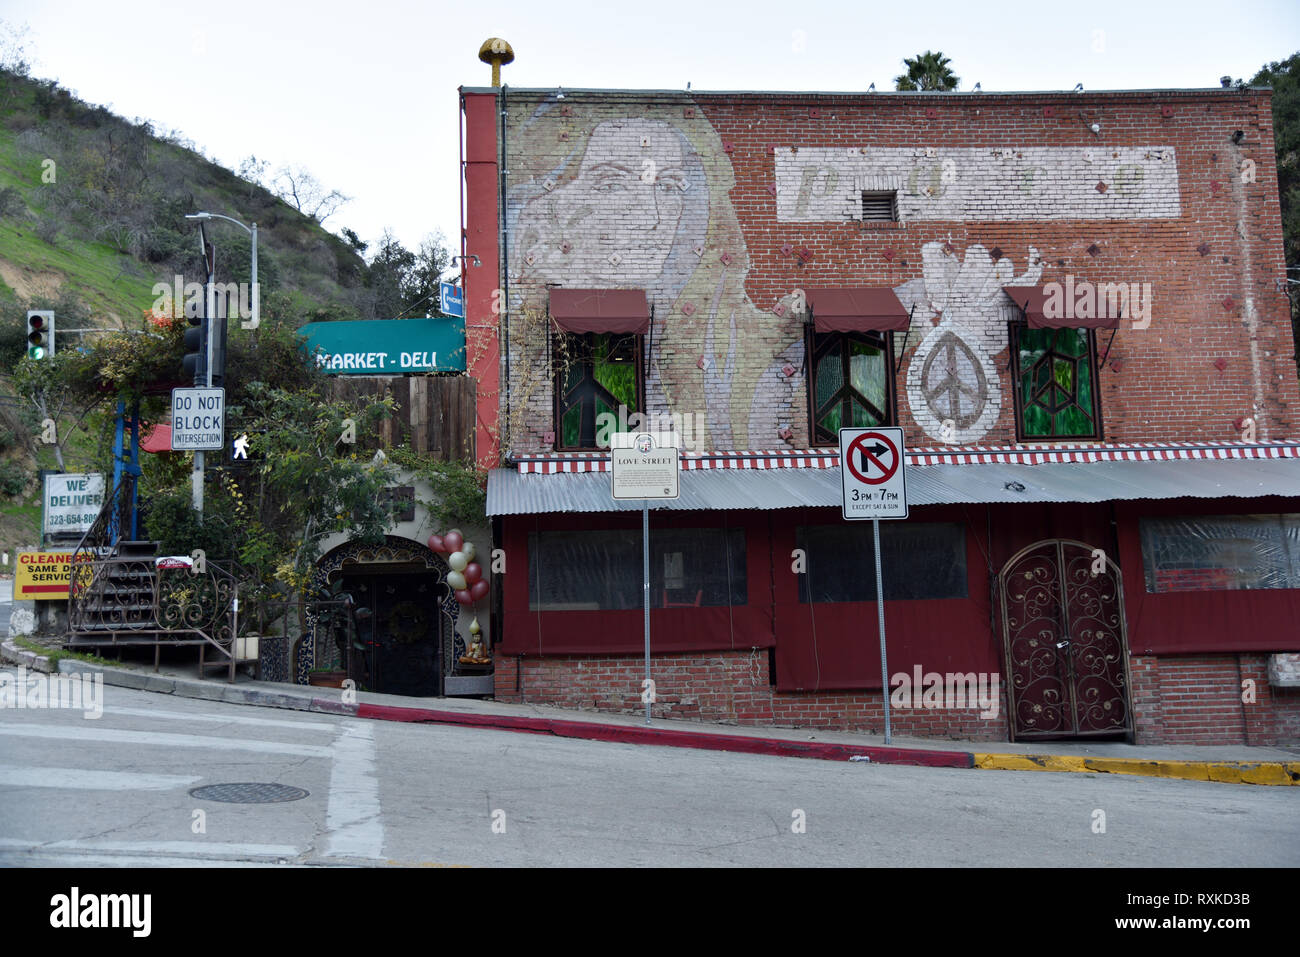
[0,67,380,556]
[0,68,372,327]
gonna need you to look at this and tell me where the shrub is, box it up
[0,459,29,496]
[0,185,25,217]
[141,225,195,266]
[34,217,60,246]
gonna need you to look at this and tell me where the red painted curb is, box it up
[311,697,358,716]
[354,703,974,769]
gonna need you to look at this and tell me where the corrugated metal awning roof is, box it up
[487,457,1300,515]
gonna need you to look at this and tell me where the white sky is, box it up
[4,0,1298,263]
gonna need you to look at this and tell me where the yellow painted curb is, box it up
[970,752,1300,786]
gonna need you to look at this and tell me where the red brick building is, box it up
[460,82,1300,745]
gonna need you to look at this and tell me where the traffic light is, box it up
[25,310,54,360]
[182,309,207,383]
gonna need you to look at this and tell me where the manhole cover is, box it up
[189,783,309,804]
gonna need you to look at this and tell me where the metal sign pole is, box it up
[612,432,678,728]
[840,427,906,747]
[192,231,216,519]
[873,518,891,744]
[643,501,651,726]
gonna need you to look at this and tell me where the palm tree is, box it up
[894,51,960,91]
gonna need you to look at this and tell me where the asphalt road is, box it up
[0,669,1297,867]
[0,580,12,636]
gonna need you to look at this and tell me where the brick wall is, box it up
[494,649,1009,741]
[1130,654,1300,746]
[496,649,1300,746]
[468,89,1300,747]
[489,88,1298,454]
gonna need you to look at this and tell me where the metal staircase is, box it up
[66,475,244,681]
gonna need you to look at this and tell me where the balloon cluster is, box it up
[427,528,489,606]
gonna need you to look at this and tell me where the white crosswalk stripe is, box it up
[0,722,333,756]
[0,765,201,790]
[0,670,387,864]
[107,706,335,731]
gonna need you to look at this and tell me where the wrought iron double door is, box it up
[999,540,1133,740]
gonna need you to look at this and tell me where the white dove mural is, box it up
[896,242,1043,443]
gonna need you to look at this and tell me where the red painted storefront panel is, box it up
[1116,496,1300,655]
[499,510,775,655]
[772,505,999,691]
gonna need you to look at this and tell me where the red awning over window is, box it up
[548,289,651,334]
[805,288,910,333]
[1004,285,1121,330]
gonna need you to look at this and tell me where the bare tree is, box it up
[237,154,270,199]
[272,165,350,224]
[0,18,34,111]
[0,18,32,75]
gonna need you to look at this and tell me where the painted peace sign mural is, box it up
[840,427,908,520]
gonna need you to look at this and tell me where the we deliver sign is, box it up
[15,549,73,600]
[42,473,104,536]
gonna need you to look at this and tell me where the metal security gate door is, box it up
[999,539,1133,740]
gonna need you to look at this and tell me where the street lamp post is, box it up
[183,212,259,517]
[185,212,259,331]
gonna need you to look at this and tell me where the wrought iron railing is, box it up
[68,558,235,640]
[70,472,136,563]
[65,473,258,680]
[252,597,360,687]
[66,473,136,638]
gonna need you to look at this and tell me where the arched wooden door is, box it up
[998,539,1134,740]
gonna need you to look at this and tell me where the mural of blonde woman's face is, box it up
[517,118,689,286]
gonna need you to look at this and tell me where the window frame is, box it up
[552,330,645,452]
[805,327,896,447]
[1007,322,1104,443]
[527,525,748,611]
[1139,513,1300,594]
[795,521,969,603]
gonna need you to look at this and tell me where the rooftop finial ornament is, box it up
[478,37,514,87]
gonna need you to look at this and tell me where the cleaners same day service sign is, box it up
[15,550,74,600]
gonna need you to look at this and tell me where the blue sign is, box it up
[439,282,464,319]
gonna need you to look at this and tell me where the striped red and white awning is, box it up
[512,441,1300,474]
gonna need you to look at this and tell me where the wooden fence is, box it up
[326,375,476,460]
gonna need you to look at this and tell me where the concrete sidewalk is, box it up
[4,639,1298,786]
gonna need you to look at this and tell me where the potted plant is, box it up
[307,668,348,688]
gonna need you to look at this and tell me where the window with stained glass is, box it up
[1011,326,1102,440]
[555,332,641,450]
[809,331,892,445]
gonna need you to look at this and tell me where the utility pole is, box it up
[185,209,255,517]
[191,226,215,517]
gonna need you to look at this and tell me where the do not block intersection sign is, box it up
[839,426,908,520]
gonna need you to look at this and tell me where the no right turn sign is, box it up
[840,427,908,520]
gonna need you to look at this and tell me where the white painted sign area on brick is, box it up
[776,146,1181,222]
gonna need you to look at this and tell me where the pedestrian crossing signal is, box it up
[227,431,264,466]
[227,432,251,465]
